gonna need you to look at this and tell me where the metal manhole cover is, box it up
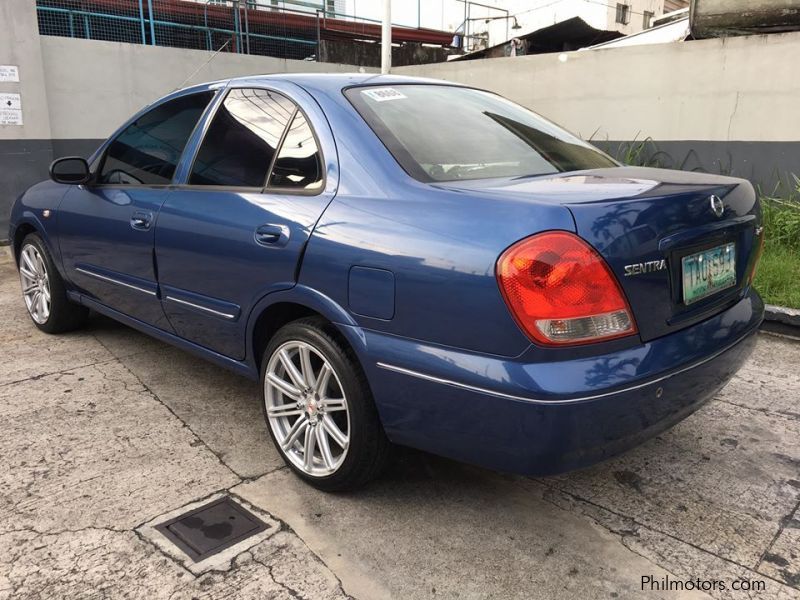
[155,496,268,562]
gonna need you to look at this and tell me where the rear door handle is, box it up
[130,211,153,231]
[254,224,290,247]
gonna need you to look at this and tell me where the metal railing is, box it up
[35,0,331,61]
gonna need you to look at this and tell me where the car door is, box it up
[58,90,217,329]
[154,82,338,359]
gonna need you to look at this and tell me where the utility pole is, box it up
[381,0,391,74]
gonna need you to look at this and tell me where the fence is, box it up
[35,0,333,61]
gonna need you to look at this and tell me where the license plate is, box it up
[681,242,736,305]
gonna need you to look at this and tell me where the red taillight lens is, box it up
[496,231,638,346]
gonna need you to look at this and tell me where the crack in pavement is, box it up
[755,496,800,573]
[534,478,800,592]
[713,396,800,423]
[0,357,120,388]
[91,332,245,482]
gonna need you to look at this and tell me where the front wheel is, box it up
[260,317,390,491]
[18,233,88,333]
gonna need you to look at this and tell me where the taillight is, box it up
[496,231,638,346]
[747,225,765,284]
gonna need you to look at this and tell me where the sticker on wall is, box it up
[361,87,407,102]
[0,93,23,125]
[0,65,20,83]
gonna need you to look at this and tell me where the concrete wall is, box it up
[0,4,366,238]
[0,0,55,241]
[40,37,363,142]
[397,31,800,194]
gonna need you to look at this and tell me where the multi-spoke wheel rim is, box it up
[19,244,51,325]
[265,341,350,477]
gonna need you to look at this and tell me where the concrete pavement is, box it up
[0,246,798,599]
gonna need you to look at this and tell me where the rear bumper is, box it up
[353,290,763,475]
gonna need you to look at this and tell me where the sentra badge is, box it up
[624,259,666,277]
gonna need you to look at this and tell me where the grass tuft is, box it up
[755,176,800,309]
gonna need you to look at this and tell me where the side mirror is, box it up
[49,157,91,185]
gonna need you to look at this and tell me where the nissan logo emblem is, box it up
[710,195,724,218]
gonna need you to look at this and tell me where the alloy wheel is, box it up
[19,244,51,325]
[264,341,350,477]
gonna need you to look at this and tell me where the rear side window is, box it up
[345,85,616,182]
[189,88,295,187]
[98,92,214,185]
[268,111,323,190]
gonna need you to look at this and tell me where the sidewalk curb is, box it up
[764,304,800,327]
[762,305,800,340]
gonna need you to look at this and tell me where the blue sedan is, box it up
[9,74,764,490]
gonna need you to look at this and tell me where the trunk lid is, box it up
[437,167,761,342]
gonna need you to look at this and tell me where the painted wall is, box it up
[397,31,800,194]
[0,0,55,241]
[40,36,363,142]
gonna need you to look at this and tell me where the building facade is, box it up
[468,0,690,48]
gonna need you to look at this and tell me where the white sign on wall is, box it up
[0,65,20,82]
[0,93,23,125]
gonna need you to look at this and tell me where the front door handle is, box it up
[130,211,153,231]
[254,224,290,247]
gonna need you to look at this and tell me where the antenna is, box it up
[174,39,232,91]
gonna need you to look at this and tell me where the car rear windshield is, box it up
[345,84,617,182]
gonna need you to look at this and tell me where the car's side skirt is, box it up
[70,291,258,380]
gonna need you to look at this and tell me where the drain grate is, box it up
[155,497,268,562]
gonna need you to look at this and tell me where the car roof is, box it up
[182,73,461,97]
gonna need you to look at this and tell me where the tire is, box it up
[260,316,390,491]
[18,233,89,334]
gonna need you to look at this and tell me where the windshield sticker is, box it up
[362,87,407,102]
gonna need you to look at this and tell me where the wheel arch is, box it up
[12,221,39,265]
[11,212,63,276]
[247,285,366,373]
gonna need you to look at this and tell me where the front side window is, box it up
[268,111,323,190]
[98,92,214,185]
[345,85,616,183]
[189,88,295,187]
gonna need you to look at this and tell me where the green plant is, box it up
[614,135,662,168]
[754,174,800,308]
[759,174,800,252]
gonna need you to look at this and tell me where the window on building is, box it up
[98,92,214,186]
[643,10,654,28]
[189,88,295,188]
[615,3,630,25]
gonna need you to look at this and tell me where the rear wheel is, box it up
[18,233,88,333]
[260,317,390,491]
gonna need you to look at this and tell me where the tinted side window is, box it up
[98,92,213,185]
[268,111,323,190]
[190,88,295,187]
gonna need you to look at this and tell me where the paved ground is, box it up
[0,246,798,600]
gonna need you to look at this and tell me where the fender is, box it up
[10,180,72,278]
[11,211,66,276]
[244,283,367,371]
